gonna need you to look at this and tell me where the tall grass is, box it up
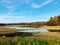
[0,37,60,45]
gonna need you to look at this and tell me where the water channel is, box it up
[17,29,48,33]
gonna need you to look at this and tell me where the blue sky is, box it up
[0,0,60,23]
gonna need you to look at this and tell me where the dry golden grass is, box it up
[38,26,60,30]
[0,26,60,40]
[0,27,16,34]
[33,32,60,40]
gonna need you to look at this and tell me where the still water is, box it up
[17,29,48,33]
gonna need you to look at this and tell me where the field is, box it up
[0,26,60,45]
[38,26,60,30]
[0,37,60,45]
[33,32,60,40]
[0,27,16,34]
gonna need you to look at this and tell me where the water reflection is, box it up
[17,29,48,33]
[16,29,48,37]
[48,29,60,32]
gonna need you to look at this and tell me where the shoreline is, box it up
[1,26,60,30]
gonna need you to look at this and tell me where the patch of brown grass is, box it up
[33,32,60,40]
[0,27,16,34]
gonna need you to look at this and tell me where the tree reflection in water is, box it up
[48,29,60,32]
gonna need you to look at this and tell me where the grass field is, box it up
[0,26,60,45]
[1,26,60,30]
[33,32,60,40]
[0,27,16,34]
[0,37,60,45]
[38,26,60,30]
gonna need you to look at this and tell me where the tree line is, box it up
[0,15,60,27]
[47,15,60,26]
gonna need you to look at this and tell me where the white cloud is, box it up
[31,3,42,8]
[42,0,54,5]
[0,0,32,15]
[0,0,22,14]
[54,2,58,4]
[0,15,28,23]
[0,15,42,23]
[31,0,54,8]
[0,0,55,23]
[0,0,18,8]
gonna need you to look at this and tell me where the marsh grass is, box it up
[0,37,60,45]
[0,26,60,45]
[0,27,16,34]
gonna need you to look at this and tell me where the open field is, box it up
[0,27,16,34]
[0,26,60,36]
[38,26,60,30]
[0,26,60,45]
[1,26,60,30]
[0,37,60,45]
[33,32,60,40]
[0,26,60,40]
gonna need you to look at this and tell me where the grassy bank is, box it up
[0,27,16,34]
[38,26,60,30]
[33,32,60,40]
[1,26,60,30]
[0,37,60,45]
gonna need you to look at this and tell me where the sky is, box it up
[0,0,60,23]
